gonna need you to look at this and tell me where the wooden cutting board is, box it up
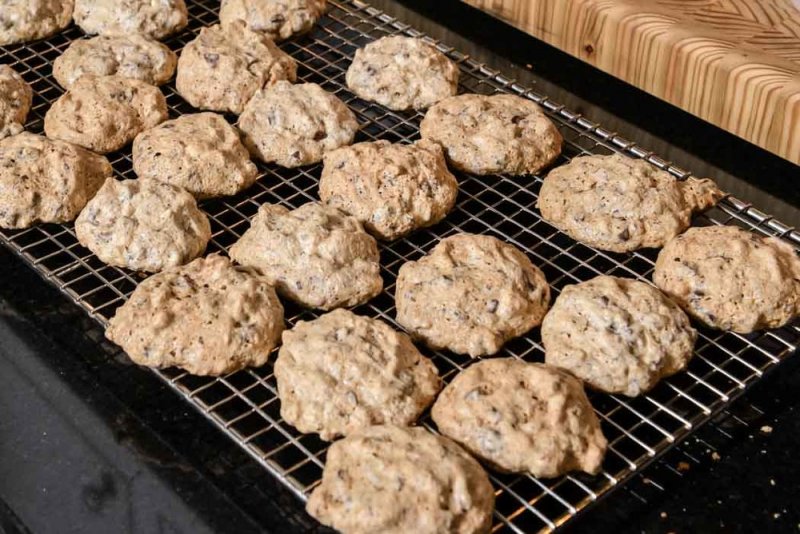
[462,0,800,165]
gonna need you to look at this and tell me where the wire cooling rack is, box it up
[1,0,799,531]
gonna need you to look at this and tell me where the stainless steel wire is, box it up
[1,0,798,531]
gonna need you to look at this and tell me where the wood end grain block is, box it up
[463,0,800,164]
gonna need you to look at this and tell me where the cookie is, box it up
[0,0,74,46]
[53,34,178,89]
[274,309,440,440]
[307,425,494,534]
[44,75,168,154]
[229,202,382,310]
[0,133,111,229]
[132,112,258,199]
[654,225,800,333]
[220,0,326,41]
[396,233,550,357]
[420,93,562,176]
[542,275,697,397]
[75,178,211,273]
[431,358,607,478]
[73,0,187,40]
[106,254,284,376]
[345,36,459,111]
[238,81,358,168]
[176,21,297,115]
[537,154,723,252]
[319,139,458,240]
[0,65,32,140]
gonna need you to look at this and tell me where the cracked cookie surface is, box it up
[431,358,607,478]
[420,93,562,176]
[132,112,258,198]
[75,178,211,273]
[653,225,800,333]
[274,309,440,440]
[319,139,458,240]
[74,0,187,39]
[54,34,177,89]
[230,202,382,309]
[0,65,32,140]
[0,133,111,229]
[176,21,297,114]
[538,154,723,252]
[44,75,168,154]
[238,81,358,168]
[0,0,74,46]
[106,254,284,376]
[395,233,550,357]
[346,36,458,111]
[542,275,697,396]
[220,0,326,41]
[307,425,494,534]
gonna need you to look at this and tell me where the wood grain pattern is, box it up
[462,0,800,164]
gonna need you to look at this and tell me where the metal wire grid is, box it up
[1,0,798,531]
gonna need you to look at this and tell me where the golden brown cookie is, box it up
[0,133,111,229]
[654,225,800,333]
[274,309,440,440]
[542,275,697,396]
[176,21,297,115]
[75,178,211,273]
[44,75,168,154]
[396,233,550,357]
[346,36,459,111]
[106,255,285,376]
[420,93,562,176]
[431,358,607,478]
[538,154,723,252]
[319,139,458,240]
[307,425,494,534]
[230,202,382,310]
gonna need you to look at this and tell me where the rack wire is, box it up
[1,0,798,531]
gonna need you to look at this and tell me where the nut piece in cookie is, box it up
[230,202,382,310]
[44,75,168,154]
[0,133,112,229]
[0,65,33,140]
[420,93,562,176]
[542,275,697,396]
[132,112,258,199]
[75,178,211,273]
[0,0,74,46]
[53,34,178,89]
[319,139,458,240]
[274,309,440,440]
[220,0,327,41]
[431,358,607,478]
[106,254,284,376]
[346,35,459,111]
[654,225,800,333]
[307,425,494,534]
[396,233,550,357]
[537,154,723,252]
[238,81,358,168]
[74,0,188,40]
[176,21,297,115]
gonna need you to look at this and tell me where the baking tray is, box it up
[1,0,799,531]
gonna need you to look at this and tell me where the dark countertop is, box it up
[1,1,799,533]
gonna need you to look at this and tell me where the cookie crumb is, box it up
[677,461,691,472]
[760,425,773,434]
[711,451,721,461]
